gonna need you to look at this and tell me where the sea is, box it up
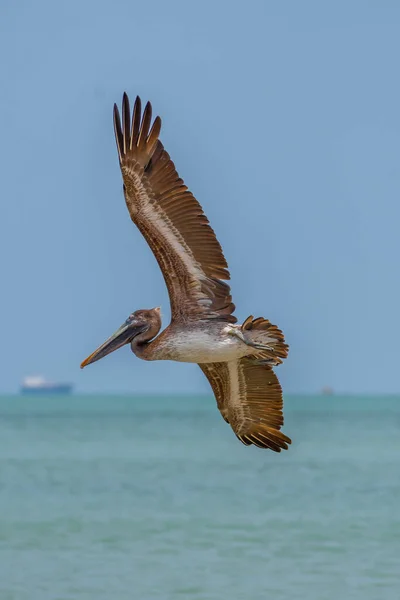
[0,393,399,600]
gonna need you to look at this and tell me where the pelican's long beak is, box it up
[80,321,144,369]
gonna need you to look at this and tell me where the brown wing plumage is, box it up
[113,93,236,323]
[200,359,291,451]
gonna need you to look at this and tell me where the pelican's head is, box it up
[80,307,161,369]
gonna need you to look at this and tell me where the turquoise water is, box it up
[0,394,399,600]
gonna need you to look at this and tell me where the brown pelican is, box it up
[81,93,291,452]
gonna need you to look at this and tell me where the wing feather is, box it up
[113,93,236,323]
[200,359,291,452]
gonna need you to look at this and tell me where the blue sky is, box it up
[1,0,400,394]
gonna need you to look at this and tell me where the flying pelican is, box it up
[81,93,291,452]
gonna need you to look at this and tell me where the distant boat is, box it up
[321,386,334,396]
[20,375,73,395]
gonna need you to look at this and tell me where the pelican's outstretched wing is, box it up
[113,94,236,323]
[199,359,291,451]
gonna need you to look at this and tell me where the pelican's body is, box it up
[82,93,291,452]
[133,320,281,364]
[136,323,241,362]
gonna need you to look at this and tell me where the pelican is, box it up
[81,93,291,452]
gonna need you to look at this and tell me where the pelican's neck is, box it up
[130,319,162,360]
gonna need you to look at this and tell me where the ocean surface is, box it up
[0,394,399,600]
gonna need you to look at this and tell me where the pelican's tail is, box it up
[241,315,289,366]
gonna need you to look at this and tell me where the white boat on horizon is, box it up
[20,375,73,395]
